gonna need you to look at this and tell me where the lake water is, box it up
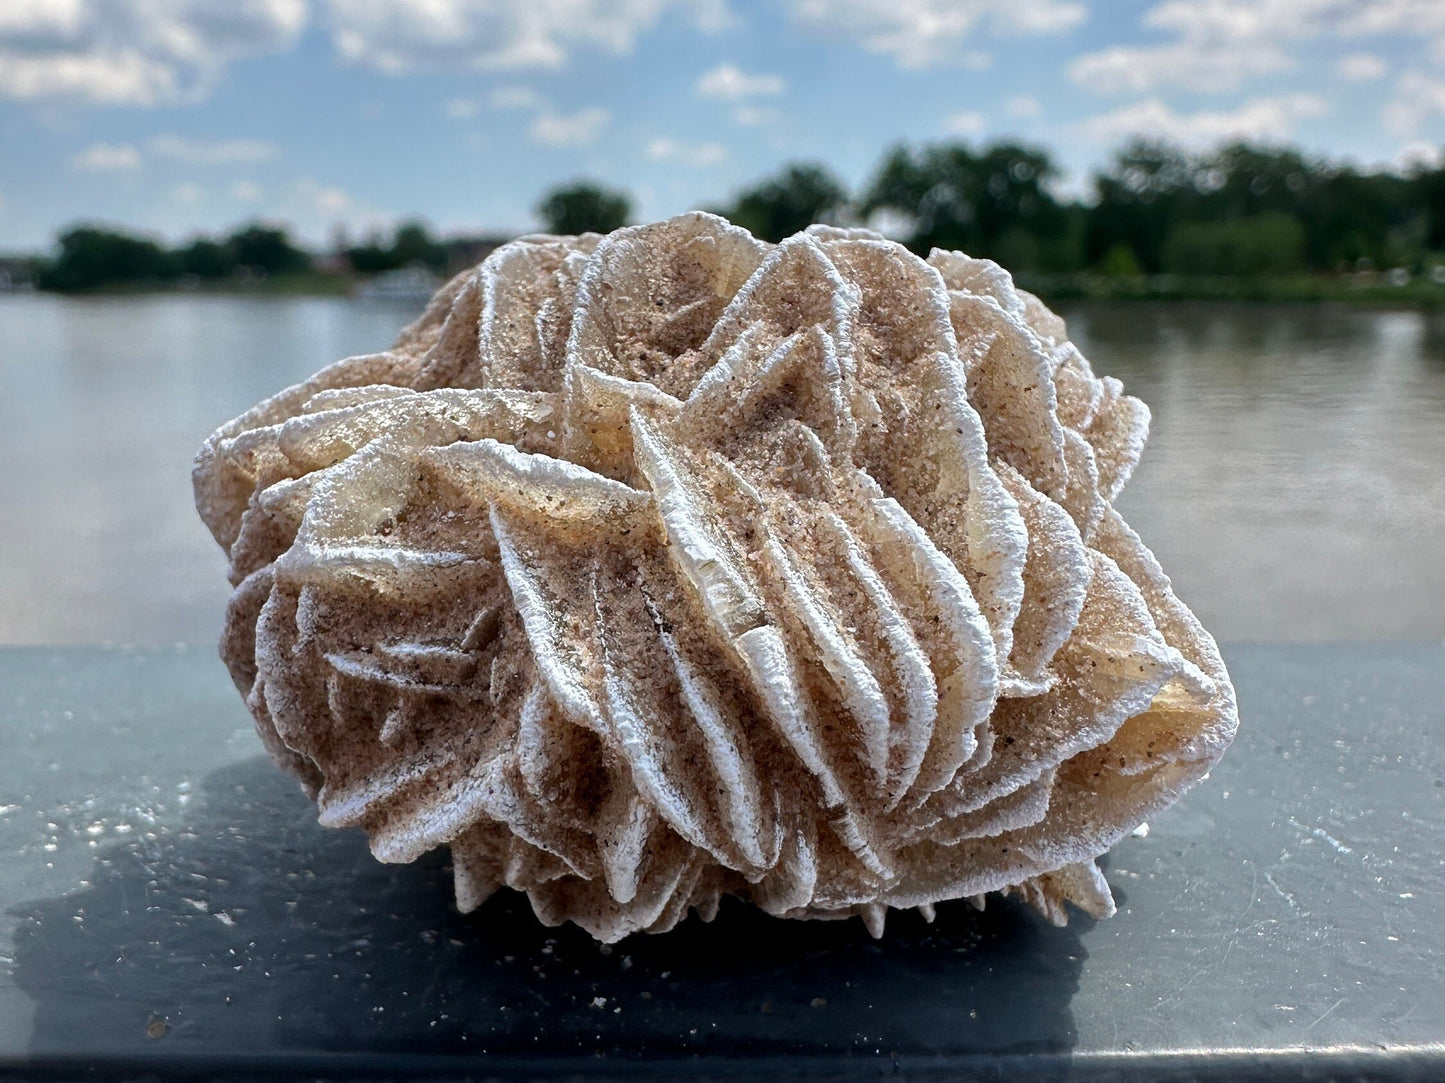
[2,293,1443,645]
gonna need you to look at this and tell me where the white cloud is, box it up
[323,0,733,73]
[0,0,740,108]
[529,106,611,147]
[293,176,355,217]
[259,176,388,243]
[942,110,986,137]
[69,134,277,174]
[1068,41,1288,95]
[696,63,785,100]
[1341,0,1445,55]
[445,88,542,119]
[1083,94,1329,148]
[787,0,1085,69]
[0,50,180,105]
[489,85,542,110]
[646,137,727,166]
[444,97,481,120]
[1393,140,1443,172]
[1070,0,1445,96]
[454,85,603,148]
[864,207,915,239]
[312,187,352,216]
[148,134,279,165]
[685,0,736,33]
[1383,71,1445,135]
[732,104,781,126]
[1005,95,1041,118]
[230,179,263,202]
[1071,0,1287,94]
[172,181,202,205]
[0,0,306,106]
[0,2,87,37]
[1338,53,1386,82]
[70,141,141,171]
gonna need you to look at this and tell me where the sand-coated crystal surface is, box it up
[195,214,1237,942]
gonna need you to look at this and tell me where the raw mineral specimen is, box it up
[195,213,1238,942]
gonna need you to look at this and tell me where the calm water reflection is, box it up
[0,294,418,644]
[2,293,1442,643]
[1065,303,1445,641]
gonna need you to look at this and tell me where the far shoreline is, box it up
[1021,272,1445,310]
[6,271,1443,311]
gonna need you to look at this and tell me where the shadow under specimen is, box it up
[12,755,1087,1068]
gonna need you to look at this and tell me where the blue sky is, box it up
[1,0,1443,250]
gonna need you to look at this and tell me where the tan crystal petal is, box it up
[815,235,1028,664]
[568,212,768,398]
[995,462,1090,684]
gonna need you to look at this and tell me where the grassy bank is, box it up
[213,270,356,296]
[1019,272,1445,310]
[5,271,358,298]
[12,269,1445,309]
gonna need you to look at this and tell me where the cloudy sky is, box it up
[1,0,1443,249]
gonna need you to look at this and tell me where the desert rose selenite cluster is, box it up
[195,213,1237,942]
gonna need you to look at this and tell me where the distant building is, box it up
[355,264,442,304]
[443,236,509,276]
[0,258,36,291]
[316,224,352,275]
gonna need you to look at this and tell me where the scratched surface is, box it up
[0,644,1442,1079]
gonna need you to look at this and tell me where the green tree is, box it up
[38,226,178,291]
[227,224,311,275]
[1085,139,1436,274]
[1415,154,1445,253]
[390,219,447,272]
[1201,144,1321,219]
[349,221,448,274]
[536,181,632,235]
[347,229,399,274]
[1086,140,1203,272]
[861,141,1069,268]
[1097,242,1143,277]
[718,163,849,242]
[1204,144,1387,271]
[178,238,235,279]
[1162,213,1306,277]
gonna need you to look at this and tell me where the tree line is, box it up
[548,139,1445,280]
[23,137,1445,293]
[31,219,465,292]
